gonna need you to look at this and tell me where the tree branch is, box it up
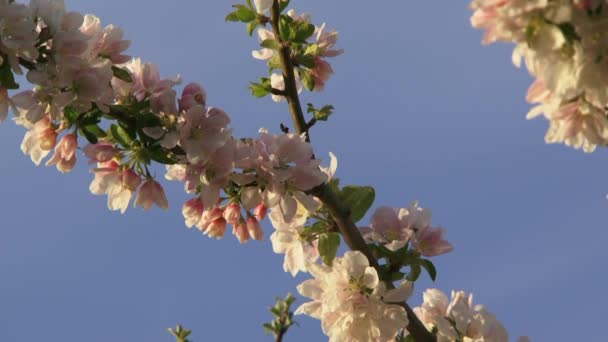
[269,2,435,341]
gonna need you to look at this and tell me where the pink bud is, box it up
[135,179,169,211]
[205,217,227,239]
[254,203,267,221]
[179,82,207,112]
[39,127,58,151]
[223,202,241,225]
[182,198,204,228]
[233,221,250,244]
[83,142,115,164]
[246,216,263,241]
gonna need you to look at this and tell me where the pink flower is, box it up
[179,83,207,112]
[83,142,115,164]
[89,162,141,214]
[414,227,453,257]
[315,23,343,58]
[246,216,264,241]
[182,198,204,228]
[310,57,333,91]
[20,116,54,165]
[135,179,169,211]
[46,133,78,173]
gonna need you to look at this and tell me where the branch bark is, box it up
[269,2,436,341]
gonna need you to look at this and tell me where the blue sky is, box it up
[1,1,607,341]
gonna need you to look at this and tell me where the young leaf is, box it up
[111,66,133,83]
[249,82,270,98]
[339,186,375,222]
[110,124,134,148]
[420,259,437,282]
[318,232,340,266]
[0,60,19,89]
[406,264,421,282]
[299,68,315,91]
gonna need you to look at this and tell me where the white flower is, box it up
[295,251,409,342]
[268,206,318,276]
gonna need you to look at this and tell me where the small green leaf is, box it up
[247,20,258,36]
[0,60,19,89]
[80,124,107,144]
[318,232,340,266]
[406,264,421,282]
[299,68,314,91]
[111,66,133,83]
[63,106,80,128]
[391,271,405,281]
[279,0,290,12]
[225,11,240,22]
[136,112,162,128]
[294,23,315,43]
[249,82,270,98]
[149,146,178,165]
[110,124,134,148]
[420,259,437,282]
[236,5,256,22]
[260,39,279,50]
[294,53,315,68]
[340,186,375,222]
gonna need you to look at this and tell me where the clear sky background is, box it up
[1,1,607,341]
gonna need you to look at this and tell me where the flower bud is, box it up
[233,221,250,244]
[39,127,58,151]
[205,217,227,239]
[254,203,267,221]
[223,202,241,225]
[182,198,204,228]
[246,216,263,241]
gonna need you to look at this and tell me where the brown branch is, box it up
[269,2,435,341]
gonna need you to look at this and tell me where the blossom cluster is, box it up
[414,288,530,342]
[251,5,343,100]
[362,201,453,257]
[470,0,608,152]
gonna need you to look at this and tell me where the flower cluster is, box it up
[414,288,530,342]
[295,251,411,342]
[470,0,608,152]
[250,6,343,100]
[362,201,453,257]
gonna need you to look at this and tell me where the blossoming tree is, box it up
[1,0,604,341]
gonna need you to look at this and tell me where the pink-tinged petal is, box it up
[135,179,168,211]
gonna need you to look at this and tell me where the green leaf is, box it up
[247,20,258,36]
[225,11,240,22]
[136,112,162,128]
[110,124,134,148]
[236,5,256,22]
[406,264,421,282]
[391,271,405,281]
[294,23,315,43]
[279,0,290,12]
[299,68,314,91]
[278,15,294,41]
[0,60,19,89]
[318,232,340,266]
[80,124,107,144]
[149,146,178,165]
[304,44,321,56]
[260,39,279,50]
[63,106,80,128]
[249,82,270,98]
[420,259,437,282]
[111,66,133,83]
[294,53,315,68]
[339,185,375,223]
[557,22,580,42]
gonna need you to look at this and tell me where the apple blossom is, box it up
[83,142,115,164]
[19,115,55,165]
[295,251,409,342]
[135,179,169,211]
[45,133,77,173]
[269,206,318,276]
